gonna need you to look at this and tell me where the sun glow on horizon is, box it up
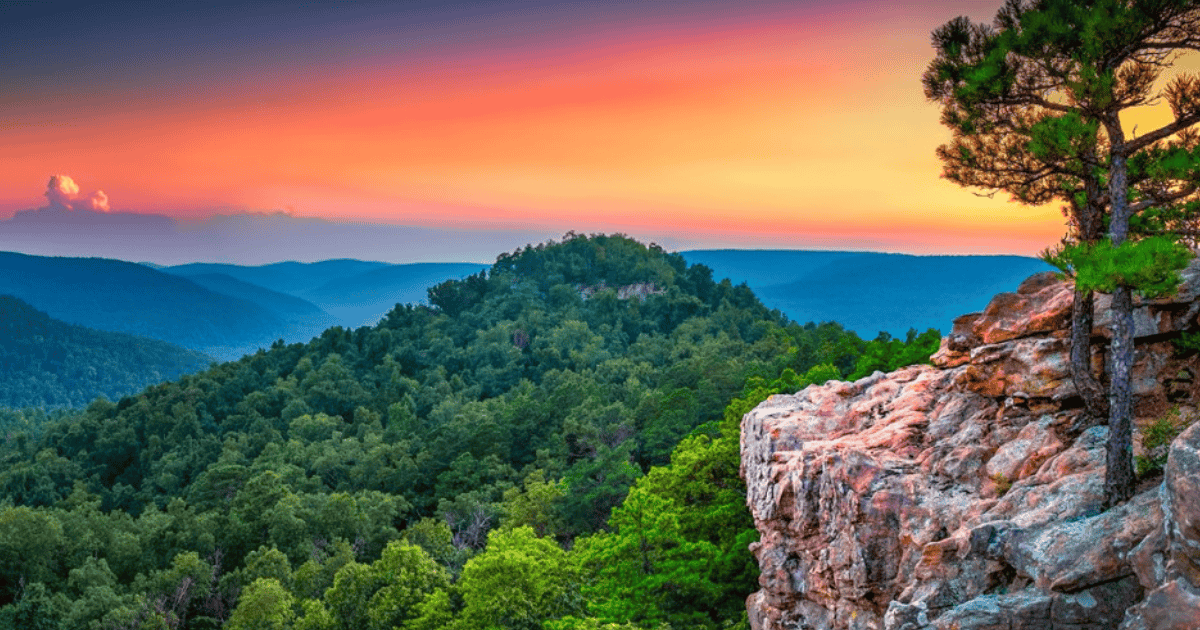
[0,1,1088,257]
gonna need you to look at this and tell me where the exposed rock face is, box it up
[577,282,664,300]
[742,262,1200,630]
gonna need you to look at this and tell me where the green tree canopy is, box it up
[455,526,582,630]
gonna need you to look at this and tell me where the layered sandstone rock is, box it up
[742,262,1200,630]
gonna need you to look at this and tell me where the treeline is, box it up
[0,234,939,629]
[0,295,213,408]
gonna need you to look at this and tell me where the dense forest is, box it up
[0,295,213,408]
[0,234,939,629]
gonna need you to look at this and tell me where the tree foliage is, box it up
[1045,235,1194,296]
[455,526,582,630]
[0,233,943,628]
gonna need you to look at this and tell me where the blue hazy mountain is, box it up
[681,249,1055,337]
[299,262,490,327]
[0,294,213,408]
[176,272,338,330]
[681,250,864,287]
[166,259,489,326]
[0,249,495,366]
[0,252,321,360]
[165,260,393,295]
[165,260,490,328]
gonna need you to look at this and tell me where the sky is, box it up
[0,0,1110,261]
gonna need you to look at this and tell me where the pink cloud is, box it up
[44,175,110,211]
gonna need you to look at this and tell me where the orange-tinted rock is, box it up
[971,282,1073,345]
[741,265,1200,630]
[947,312,984,350]
[983,415,1065,482]
[1016,271,1062,295]
[958,336,1073,399]
[1125,579,1200,630]
[931,336,970,369]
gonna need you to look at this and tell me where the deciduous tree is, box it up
[455,526,582,630]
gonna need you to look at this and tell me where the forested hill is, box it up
[0,234,939,629]
[0,295,212,408]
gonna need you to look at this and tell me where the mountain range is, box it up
[0,252,488,360]
[0,247,1055,367]
[681,249,1055,337]
[162,260,489,328]
[0,205,554,266]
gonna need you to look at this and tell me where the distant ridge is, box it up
[0,205,552,266]
[301,262,490,327]
[681,249,1055,336]
[0,252,313,360]
[0,295,212,408]
[166,260,490,328]
[166,260,489,328]
[179,272,337,328]
[679,250,864,287]
[165,259,393,295]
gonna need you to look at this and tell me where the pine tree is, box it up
[925,0,1200,506]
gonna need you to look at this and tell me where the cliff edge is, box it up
[741,266,1200,630]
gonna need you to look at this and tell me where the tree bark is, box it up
[1073,155,1107,421]
[1104,112,1135,508]
[1105,286,1136,507]
[1070,288,1107,419]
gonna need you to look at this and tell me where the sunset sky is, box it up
[0,0,1125,258]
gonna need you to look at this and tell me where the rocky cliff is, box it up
[741,266,1200,630]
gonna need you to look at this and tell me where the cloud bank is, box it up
[2,175,558,265]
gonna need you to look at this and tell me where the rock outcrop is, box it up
[741,263,1200,630]
[578,282,664,300]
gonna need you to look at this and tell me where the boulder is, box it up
[1165,421,1200,584]
[971,274,1074,345]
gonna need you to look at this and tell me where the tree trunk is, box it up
[1073,165,1106,421]
[1105,286,1136,507]
[1104,113,1135,507]
[1070,287,1107,419]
